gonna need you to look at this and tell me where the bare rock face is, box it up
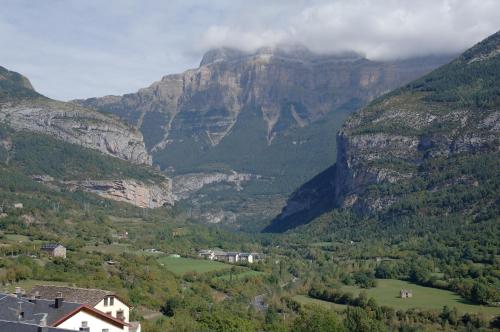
[0,99,152,165]
[172,170,258,200]
[75,47,452,152]
[66,179,173,208]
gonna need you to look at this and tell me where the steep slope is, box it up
[0,66,151,165]
[75,47,451,224]
[0,66,173,208]
[267,31,500,232]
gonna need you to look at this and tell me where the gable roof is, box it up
[51,305,129,329]
[29,285,131,308]
[0,293,81,326]
[41,243,64,250]
[30,285,114,307]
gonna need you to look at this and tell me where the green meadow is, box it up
[157,256,231,275]
[340,279,500,317]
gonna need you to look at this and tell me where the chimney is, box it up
[55,292,64,308]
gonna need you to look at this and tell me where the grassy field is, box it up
[293,295,347,312]
[341,279,500,317]
[157,256,231,275]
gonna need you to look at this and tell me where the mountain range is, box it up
[73,47,452,225]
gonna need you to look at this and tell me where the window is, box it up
[109,296,114,306]
[117,309,124,320]
[102,329,109,332]
[81,321,88,328]
[106,311,112,316]
[103,297,108,306]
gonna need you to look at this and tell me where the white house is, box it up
[0,291,131,332]
[52,305,129,332]
[30,285,140,332]
[239,253,254,263]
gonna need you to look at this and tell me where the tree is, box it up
[344,307,385,332]
[291,305,344,332]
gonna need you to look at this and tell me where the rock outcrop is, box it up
[172,171,258,200]
[32,176,174,208]
[0,100,151,165]
[69,179,173,208]
[0,67,151,165]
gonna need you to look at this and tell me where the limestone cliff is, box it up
[0,67,151,165]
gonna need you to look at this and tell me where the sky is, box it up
[1,0,499,101]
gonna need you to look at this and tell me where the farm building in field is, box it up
[400,289,413,298]
[41,243,67,258]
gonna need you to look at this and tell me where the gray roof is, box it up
[40,244,64,250]
[29,286,114,307]
[0,293,81,326]
[0,320,75,332]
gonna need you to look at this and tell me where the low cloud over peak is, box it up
[0,0,498,100]
[200,0,500,60]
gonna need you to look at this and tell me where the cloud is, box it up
[200,0,500,60]
[0,0,498,100]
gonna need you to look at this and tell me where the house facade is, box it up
[41,243,67,258]
[53,305,128,332]
[0,291,129,332]
[29,285,140,332]
[400,289,413,298]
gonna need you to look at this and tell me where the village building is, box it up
[0,289,130,332]
[14,202,23,209]
[41,243,67,259]
[29,285,141,332]
[400,289,413,298]
[239,253,254,263]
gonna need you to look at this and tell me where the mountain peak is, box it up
[0,66,40,99]
[460,30,500,63]
[199,48,247,66]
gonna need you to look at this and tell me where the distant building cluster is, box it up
[198,249,260,264]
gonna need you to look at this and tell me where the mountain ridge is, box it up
[266,30,500,232]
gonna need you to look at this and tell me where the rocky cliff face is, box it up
[0,68,151,165]
[75,47,451,153]
[68,179,173,208]
[0,100,151,165]
[267,31,500,232]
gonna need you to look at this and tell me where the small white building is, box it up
[14,202,23,209]
[239,253,254,263]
